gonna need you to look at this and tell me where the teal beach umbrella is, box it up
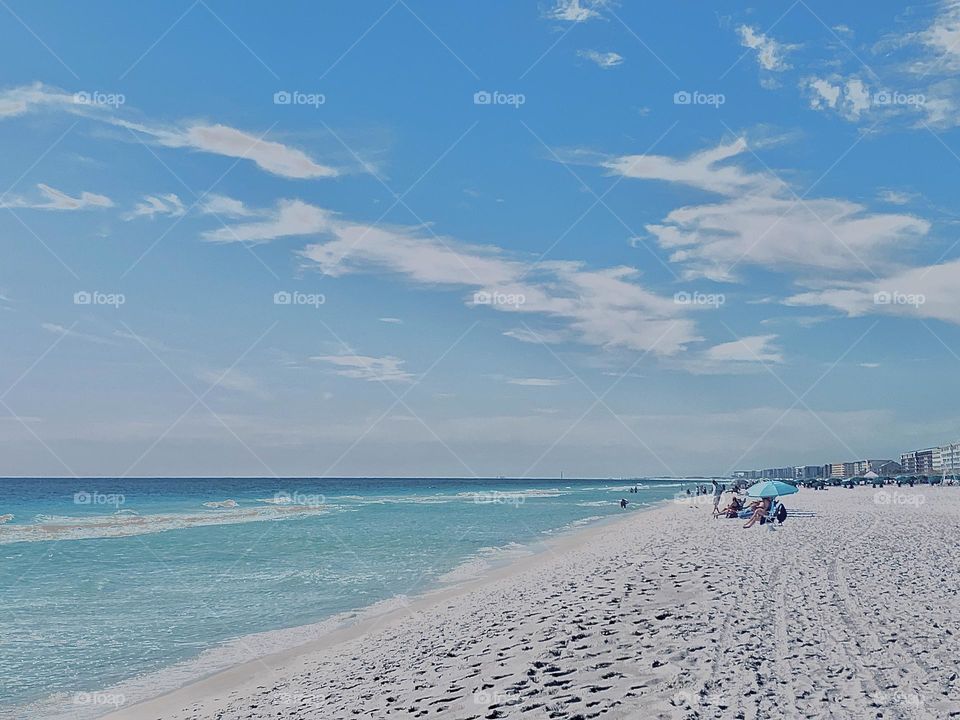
[746,480,799,499]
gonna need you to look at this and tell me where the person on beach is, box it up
[620,498,628,509]
[743,497,772,528]
[711,479,725,514]
[717,495,743,518]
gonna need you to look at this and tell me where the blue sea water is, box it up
[0,476,704,719]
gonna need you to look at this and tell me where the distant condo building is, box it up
[733,443,960,481]
[735,459,899,481]
[900,447,941,474]
[938,441,960,473]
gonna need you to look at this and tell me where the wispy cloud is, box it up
[0,83,339,179]
[310,354,414,383]
[126,193,185,219]
[202,194,256,218]
[297,218,699,355]
[577,49,624,69]
[786,258,960,325]
[706,334,783,363]
[601,137,930,281]
[506,377,570,386]
[545,0,612,23]
[1,183,112,211]
[201,199,334,243]
[206,198,700,356]
[737,25,797,72]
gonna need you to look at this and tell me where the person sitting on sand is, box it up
[716,495,743,518]
[743,497,772,528]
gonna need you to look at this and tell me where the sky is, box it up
[2,0,960,478]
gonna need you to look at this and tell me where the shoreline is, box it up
[78,500,661,720]
[100,485,960,720]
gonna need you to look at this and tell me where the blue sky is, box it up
[2,0,959,477]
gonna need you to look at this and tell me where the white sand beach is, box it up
[104,486,960,720]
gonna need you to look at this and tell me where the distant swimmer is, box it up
[620,498,628,509]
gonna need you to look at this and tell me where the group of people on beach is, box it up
[707,479,779,528]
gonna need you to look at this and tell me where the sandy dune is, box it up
[104,486,960,720]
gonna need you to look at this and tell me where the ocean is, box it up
[0,476,709,719]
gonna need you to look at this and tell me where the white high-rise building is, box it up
[940,441,960,473]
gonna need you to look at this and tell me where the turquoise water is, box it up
[0,477,699,719]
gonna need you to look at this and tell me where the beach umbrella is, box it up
[863,471,879,479]
[745,480,799,499]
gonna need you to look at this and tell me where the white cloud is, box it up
[127,193,185,219]
[0,84,338,179]
[877,189,917,205]
[603,137,930,281]
[379,317,403,324]
[311,354,414,383]
[803,75,874,120]
[577,49,624,69]
[917,0,960,73]
[705,334,783,363]
[786,258,960,324]
[178,124,337,180]
[546,0,610,22]
[293,216,699,356]
[601,138,783,196]
[202,194,255,218]
[737,25,796,71]
[2,183,112,211]
[806,77,841,109]
[202,199,334,243]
